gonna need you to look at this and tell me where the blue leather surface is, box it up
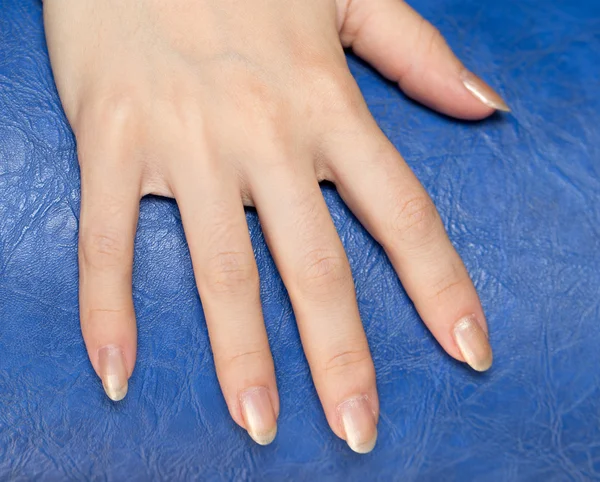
[1,0,600,480]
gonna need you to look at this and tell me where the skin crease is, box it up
[43,0,502,451]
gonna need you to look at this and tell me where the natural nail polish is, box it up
[453,315,493,372]
[338,396,377,454]
[461,70,511,112]
[240,387,277,445]
[98,345,128,402]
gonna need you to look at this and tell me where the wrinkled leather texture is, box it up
[1,0,599,480]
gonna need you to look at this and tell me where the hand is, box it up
[43,0,505,453]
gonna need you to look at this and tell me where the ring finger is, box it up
[171,154,279,446]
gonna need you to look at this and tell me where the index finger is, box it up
[326,121,493,371]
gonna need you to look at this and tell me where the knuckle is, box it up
[248,136,292,171]
[312,67,350,96]
[324,347,372,376]
[80,228,130,269]
[430,277,466,303]
[77,92,140,134]
[234,110,297,171]
[203,250,259,295]
[74,92,142,162]
[217,347,271,373]
[237,76,291,131]
[414,17,446,58]
[311,67,362,118]
[233,95,294,167]
[160,94,206,142]
[428,263,469,303]
[389,194,440,248]
[84,307,128,328]
[296,248,353,298]
[423,24,447,57]
[399,20,448,83]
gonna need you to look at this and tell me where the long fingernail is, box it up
[461,70,510,112]
[453,315,493,372]
[98,345,129,401]
[338,396,377,454]
[240,387,277,445]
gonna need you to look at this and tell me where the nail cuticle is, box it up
[337,395,378,454]
[98,344,128,402]
[239,386,277,446]
[453,315,493,372]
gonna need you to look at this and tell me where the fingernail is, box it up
[453,315,493,372]
[338,396,377,454]
[240,387,277,445]
[98,345,129,401]
[461,70,511,112]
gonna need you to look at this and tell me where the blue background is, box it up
[1,0,599,480]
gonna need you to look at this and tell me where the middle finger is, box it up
[247,159,379,454]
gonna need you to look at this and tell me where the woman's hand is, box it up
[43,0,504,453]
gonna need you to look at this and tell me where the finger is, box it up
[247,162,378,454]
[326,120,493,371]
[171,158,278,446]
[77,125,141,402]
[339,0,510,119]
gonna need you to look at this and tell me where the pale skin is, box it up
[43,0,507,453]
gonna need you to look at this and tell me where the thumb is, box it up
[339,0,510,120]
